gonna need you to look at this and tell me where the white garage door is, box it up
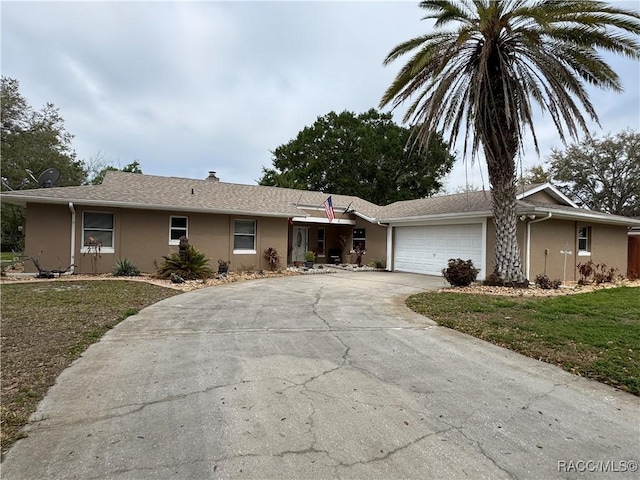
[394,224,484,277]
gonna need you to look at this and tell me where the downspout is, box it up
[380,222,392,271]
[526,212,552,280]
[67,202,76,274]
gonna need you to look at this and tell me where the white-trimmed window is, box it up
[234,219,256,253]
[577,226,591,255]
[317,227,325,257]
[82,212,114,253]
[169,216,188,245]
[352,228,366,250]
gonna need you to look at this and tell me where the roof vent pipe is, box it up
[206,171,219,182]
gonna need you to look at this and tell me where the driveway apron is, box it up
[2,271,638,479]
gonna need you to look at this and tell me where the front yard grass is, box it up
[1,280,178,454]
[407,287,640,395]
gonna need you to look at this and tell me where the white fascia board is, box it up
[383,211,491,226]
[291,216,355,225]
[295,204,378,224]
[526,206,640,227]
[1,195,296,219]
[352,210,378,224]
[517,183,579,208]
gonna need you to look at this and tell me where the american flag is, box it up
[323,196,335,223]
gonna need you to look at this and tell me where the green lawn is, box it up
[1,252,15,266]
[1,280,178,454]
[407,287,640,395]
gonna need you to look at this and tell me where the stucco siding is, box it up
[23,203,72,273]
[528,220,628,282]
[24,205,289,274]
[587,224,628,276]
[346,218,387,266]
[528,220,576,281]
[525,191,559,204]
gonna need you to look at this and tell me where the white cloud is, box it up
[2,1,638,189]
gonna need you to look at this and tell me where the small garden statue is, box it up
[179,236,189,262]
[263,247,281,271]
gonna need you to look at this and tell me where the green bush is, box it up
[112,258,141,277]
[442,258,479,287]
[368,259,384,269]
[156,245,213,280]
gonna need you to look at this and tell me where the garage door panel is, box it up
[394,224,483,277]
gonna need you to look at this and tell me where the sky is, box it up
[2,0,639,193]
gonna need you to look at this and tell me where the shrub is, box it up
[535,273,561,290]
[442,258,479,287]
[368,259,384,269]
[577,261,619,285]
[577,261,595,285]
[483,271,529,288]
[112,258,140,277]
[156,245,213,280]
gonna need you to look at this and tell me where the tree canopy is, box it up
[547,130,639,217]
[1,77,85,190]
[380,0,640,283]
[258,109,455,205]
[86,154,143,185]
[1,77,86,250]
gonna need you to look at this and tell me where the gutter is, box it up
[67,202,76,274]
[525,212,552,280]
[0,195,298,219]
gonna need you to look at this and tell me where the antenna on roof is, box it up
[1,177,13,191]
[37,168,60,188]
[25,169,39,184]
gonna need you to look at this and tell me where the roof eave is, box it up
[381,211,492,224]
[517,183,579,208]
[520,205,640,227]
[0,195,295,218]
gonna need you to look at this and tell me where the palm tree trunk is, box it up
[489,176,526,283]
[482,51,528,285]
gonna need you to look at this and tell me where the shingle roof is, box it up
[378,190,494,220]
[3,174,638,226]
[1,171,381,219]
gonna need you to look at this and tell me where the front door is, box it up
[292,226,308,263]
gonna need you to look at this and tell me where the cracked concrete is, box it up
[2,271,639,479]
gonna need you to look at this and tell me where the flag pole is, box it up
[339,201,354,220]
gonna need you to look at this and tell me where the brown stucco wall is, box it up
[346,218,387,266]
[527,220,628,282]
[587,223,628,277]
[23,203,72,273]
[525,191,559,204]
[527,219,576,281]
[24,203,288,274]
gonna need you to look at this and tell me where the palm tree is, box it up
[380,0,640,283]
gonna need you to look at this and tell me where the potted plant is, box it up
[304,250,316,268]
[218,259,230,275]
[350,243,366,267]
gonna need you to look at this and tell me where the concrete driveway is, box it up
[2,271,638,479]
